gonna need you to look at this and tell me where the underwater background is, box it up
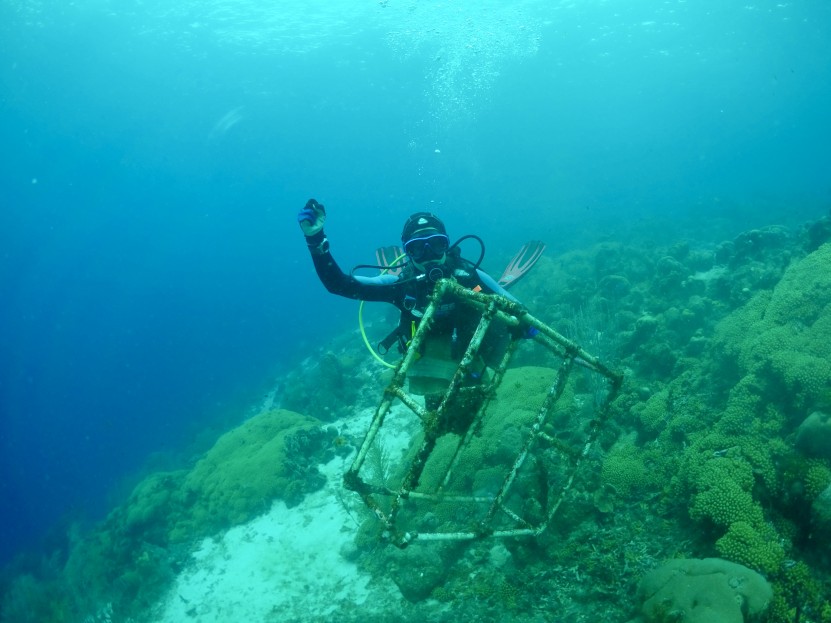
[2,0,831,621]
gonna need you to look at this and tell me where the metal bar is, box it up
[436,304,493,415]
[400,527,538,545]
[345,289,445,529]
[535,375,621,535]
[495,499,533,528]
[536,431,582,464]
[482,355,575,527]
[387,425,438,527]
[441,279,622,385]
[344,395,394,486]
[345,292,438,485]
[523,311,621,382]
[406,491,494,503]
[389,283,494,522]
[433,301,496,492]
[388,385,428,421]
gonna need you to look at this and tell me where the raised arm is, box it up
[298,198,399,303]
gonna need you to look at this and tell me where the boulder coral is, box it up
[172,408,325,539]
[796,411,831,461]
[635,557,772,623]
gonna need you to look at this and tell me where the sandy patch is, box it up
[153,408,405,622]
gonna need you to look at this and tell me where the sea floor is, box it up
[153,464,394,622]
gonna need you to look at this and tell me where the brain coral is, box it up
[638,557,773,623]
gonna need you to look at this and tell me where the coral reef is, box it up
[5,212,831,623]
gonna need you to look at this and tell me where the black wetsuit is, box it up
[305,231,517,356]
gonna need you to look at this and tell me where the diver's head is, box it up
[401,212,449,275]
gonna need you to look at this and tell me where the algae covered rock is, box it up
[280,348,368,420]
[813,484,831,532]
[638,557,772,623]
[795,411,831,460]
[387,545,449,602]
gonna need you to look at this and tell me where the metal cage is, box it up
[344,279,622,548]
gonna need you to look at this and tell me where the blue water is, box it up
[1,0,829,565]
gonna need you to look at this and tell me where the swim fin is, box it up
[498,240,546,289]
[373,240,545,286]
[375,245,406,276]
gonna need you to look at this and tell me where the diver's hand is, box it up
[298,199,326,237]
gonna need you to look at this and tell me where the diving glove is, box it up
[298,199,326,237]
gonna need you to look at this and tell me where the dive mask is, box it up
[404,233,449,262]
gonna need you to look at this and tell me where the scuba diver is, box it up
[298,198,543,431]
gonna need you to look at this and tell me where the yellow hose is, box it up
[358,252,407,369]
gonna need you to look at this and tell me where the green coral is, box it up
[770,350,831,408]
[686,375,784,494]
[632,388,670,434]
[173,409,323,538]
[684,450,789,576]
[690,454,755,494]
[711,291,771,367]
[600,435,658,498]
[738,431,784,494]
[770,561,831,623]
[713,244,831,414]
[715,521,785,575]
[764,243,831,325]
[122,471,187,540]
[805,461,831,499]
[53,407,327,621]
[717,373,766,434]
[690,478,764,529]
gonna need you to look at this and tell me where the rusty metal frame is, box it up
[343,279,622,548]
